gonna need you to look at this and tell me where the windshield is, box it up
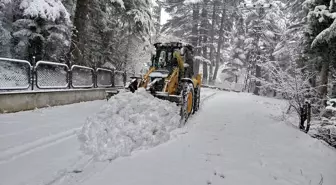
[152,49,173,69]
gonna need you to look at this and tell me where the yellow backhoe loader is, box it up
[126,42,202,124]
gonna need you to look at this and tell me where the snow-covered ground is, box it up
[1,89,336,185]
[0,88,216,185]
[0,100,106,185]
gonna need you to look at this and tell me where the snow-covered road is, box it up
[0,88,216,185]
[1,89,336,185]
[0,100,106,185]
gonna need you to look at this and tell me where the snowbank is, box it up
[78,88,181,161]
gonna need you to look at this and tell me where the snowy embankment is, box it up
[274,100,336,148]
[78,88,181,161]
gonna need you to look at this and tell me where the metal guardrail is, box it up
[71,65,94,88]
[114,71,125,87]
[96,68,113,88]
[0,58,31,90]
[35,61,69,89]
[0,57,129,91]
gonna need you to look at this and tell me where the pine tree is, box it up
[242,0,285,95]
[200,0,209,83]
[152,0,162,35]
[208,0,218,84]
[213,0,236,83]
[0,0,12,57]
[70,0,154,69]
[161,0,194,40]
[223,4,246,84]
[11,0,71,62]
[303,0,336,101]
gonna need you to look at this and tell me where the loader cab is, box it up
[151,42,184,71]
[154,50,170,69]
[152,48,172,69]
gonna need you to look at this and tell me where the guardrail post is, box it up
[111,69,115,87]
[68,68,72,89]
[123,71,127,87]
[31,56,36,90]
[68,61,72,89]
[93,64,96,88]
[111,68,114,88]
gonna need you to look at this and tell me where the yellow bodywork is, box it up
[173,50,184,75]
[139,50,202,96]
[164,68,179,94]
[139,67,156,88]
[140,69,202,95]
[187,91,193,113]
[193,74,202,88]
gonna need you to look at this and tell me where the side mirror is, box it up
[181,48,185,56]
[144,60,151,67]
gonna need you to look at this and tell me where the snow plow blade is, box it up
[152,93,182,105]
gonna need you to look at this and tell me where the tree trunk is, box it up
[253,64,261,95]
[201,0,209,84]
[69,0,90,65]
[252,8,264,95]
[209,0,217,85]
[213,0,226,82]
[202,64,208,84]
[191,3,200,76]
[320,60,329,102]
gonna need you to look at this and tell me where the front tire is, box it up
[180,82,194,125]
[192,86,200,114]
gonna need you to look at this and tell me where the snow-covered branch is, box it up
[252,60,319,120]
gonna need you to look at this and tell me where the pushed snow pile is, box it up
[78,88,181,161]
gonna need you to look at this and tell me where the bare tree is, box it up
[256,60,318,129]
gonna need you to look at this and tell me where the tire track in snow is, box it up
[200,91,217,106]
[43,155,95,185]
[0,121,78,139]
[50,159,111,185]
[0,127,79,164]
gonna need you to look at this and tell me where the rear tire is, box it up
[180,82,194,125]
[192,86,200,114]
